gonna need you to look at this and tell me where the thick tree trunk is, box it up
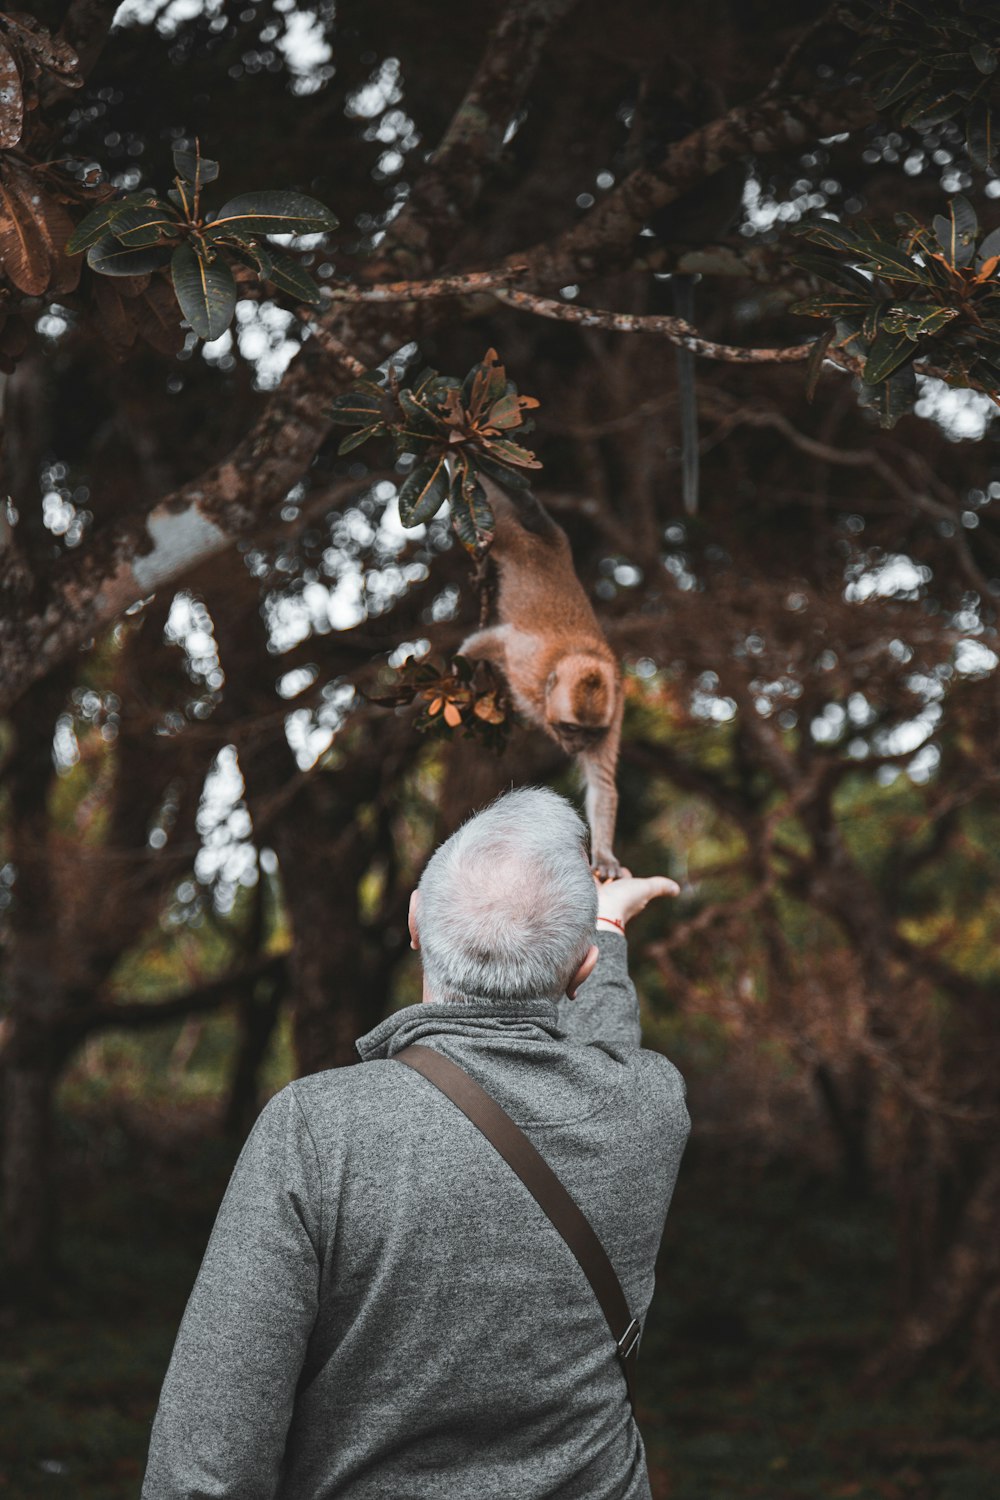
[1,669,74,1295]
[271,778,390,1074]
[861,1151,1000,1390]
[1,1022,59,1294]
[224,982,283,1137]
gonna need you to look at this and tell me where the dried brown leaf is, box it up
[0,161,49,293]
[135,275,185,356]
[3,12,81,82]
[92,274,138,361]
[0,309,28,359]
[0,35,24,148]
[116,272,153,298]
[4,160,79,294]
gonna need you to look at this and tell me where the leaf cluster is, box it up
[0,10,81,150]
[792,196,1000,425]
[66,142,337,340]
[850,0,1000,170]
[366,656,512,748]
[327,348,541,553]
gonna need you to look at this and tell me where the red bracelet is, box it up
[596,915,626,934]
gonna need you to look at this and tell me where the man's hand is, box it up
[595,869,680,929]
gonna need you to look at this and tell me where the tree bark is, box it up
[0,668,75,1295]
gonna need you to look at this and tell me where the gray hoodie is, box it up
[141,930,690,1499]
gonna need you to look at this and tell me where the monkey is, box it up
[458,481,625,878]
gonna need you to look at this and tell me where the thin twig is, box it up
[321,265,529,304]
[493,286,822,364]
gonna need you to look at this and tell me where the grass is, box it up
[1,1094,998,1498]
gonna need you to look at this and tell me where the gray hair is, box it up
[417,786,598,1003]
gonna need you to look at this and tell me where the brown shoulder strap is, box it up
[395,1042,640,1417]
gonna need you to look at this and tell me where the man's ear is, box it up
[566,943,599,1000]
[408,889,421,951]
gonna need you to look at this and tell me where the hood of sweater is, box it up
[356,997,564,1062]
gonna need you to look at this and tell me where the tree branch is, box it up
[377,0,581,271]
[507,86,875,287]
[0,1,580,714]
[493,286,821,362]
[61,953,288,1046]
[318,265,529,305]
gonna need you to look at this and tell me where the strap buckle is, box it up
[617,1317,641,1360]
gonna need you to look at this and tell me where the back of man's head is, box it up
[417,786,598,1003]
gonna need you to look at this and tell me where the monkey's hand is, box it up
[595,871,680,926]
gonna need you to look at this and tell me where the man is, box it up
[142,786,691,1499]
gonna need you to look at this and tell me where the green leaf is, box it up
[793,252,878,294]
[264,246,324,305]
[86,237,173,276]
[851,240,936,285]
[204,191,337,239]
[67,199,128,255]
[474,451,533,490]
[449,466,495,554]
[873,59,930,110]
[462,465,495,541]
[934,51,977,71]
[977,227,1000,268]
[483,392,525,431]
[327,389,385,427]
[337,424,383,455]
[967,104,996,170]
[900,86,958,127]
[479,436,542,469]
[863,327,918,384]
[793,220,867,254]
[392,430,435,460]
[861,303,885,342]
[172,146,220,188]
[881,302,959,338]
[970,41,997,74]
[790,293,874,318]
[934,195,978,267]
[805,330,832,403]
[419,374,463,408]
[169,241,237,340]
[397,454,450,526]
[397,388,442,437]
[859,363,917,429]
[110,201,181,249]
[228,241,274,278]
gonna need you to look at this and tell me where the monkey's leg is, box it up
[456,626,510,670]
[581,693,625,878]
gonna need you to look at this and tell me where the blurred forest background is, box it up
[1,0,1000,1495]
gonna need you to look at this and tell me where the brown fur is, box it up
[458,483,625,877]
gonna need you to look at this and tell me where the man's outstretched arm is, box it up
[141,1085,322,1500]
[556,873,679,1048]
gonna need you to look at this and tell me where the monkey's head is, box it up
[544,654,616,754]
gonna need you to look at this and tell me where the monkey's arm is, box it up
[581,686,624,878]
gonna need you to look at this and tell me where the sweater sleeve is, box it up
[141,1084,322,1500]
[555,928,640,1049]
